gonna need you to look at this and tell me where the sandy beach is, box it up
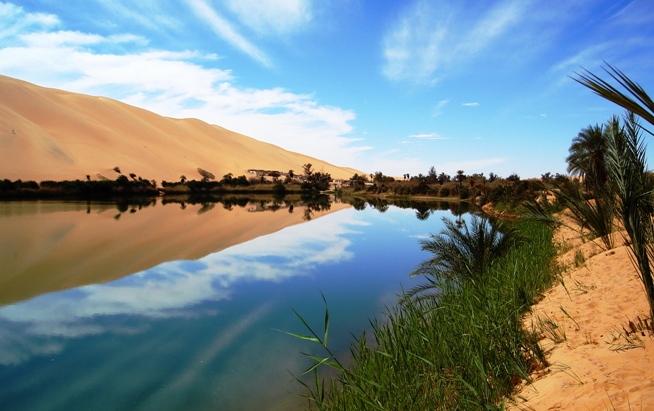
[509,221,654,410]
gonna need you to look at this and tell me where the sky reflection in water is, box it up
[0,202,459,411]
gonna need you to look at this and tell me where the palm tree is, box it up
[606,112,654,322]
[406,215,521,301]
[575,64,654,321]
[456,170,465,186]
[543,176,616,250]
[566,123,609,189]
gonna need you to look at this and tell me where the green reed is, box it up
[287,220,556,410]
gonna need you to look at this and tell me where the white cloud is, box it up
[187,0,272,67]
[462,102,479,107]
[21,30,104,47]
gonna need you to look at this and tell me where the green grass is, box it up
[288,220,557,410]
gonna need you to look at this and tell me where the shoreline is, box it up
[508,219,654,410]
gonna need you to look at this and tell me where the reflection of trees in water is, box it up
[153,195,480,221]
[158,194,332,218]
[301,195,332,221]
[113,198,157,219]
[350,198,367,211]
[365,197,390,213]
[340,198,474,221]
[415,209,431,221]
[198,203,215,215]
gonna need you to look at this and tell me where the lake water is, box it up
[0,198,468,411]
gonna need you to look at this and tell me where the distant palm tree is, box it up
[406,215,521,301]
[456,170,465,186]
[566,123,609,189]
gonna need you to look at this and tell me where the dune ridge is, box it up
[0,75,363,182]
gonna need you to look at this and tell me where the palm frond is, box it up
[606,112,654,321]
[573,63,654,132]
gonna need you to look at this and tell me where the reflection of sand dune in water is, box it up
[0,200,350,306]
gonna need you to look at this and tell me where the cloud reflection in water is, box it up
[0,208,367,365]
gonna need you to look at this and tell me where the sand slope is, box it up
[0,75,362,182]
[510,225,654,410]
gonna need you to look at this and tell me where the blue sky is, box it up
[1,0,653,178]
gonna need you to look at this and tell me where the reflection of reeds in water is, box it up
[406,215,523,301]
[287,220,557,410]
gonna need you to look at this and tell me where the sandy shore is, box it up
[509,222,654,410]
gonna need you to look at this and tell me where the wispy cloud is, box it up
[0,2,59,42]
[462,102,479,107]
[187,0,272,67]
[225,0,312,36]
[96,0,182,32]
[408,132,447,140]
[611,0,654,27]
[381,0,532,84]
[432,99,449,116]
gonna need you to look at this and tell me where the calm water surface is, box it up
[0,199,466,411]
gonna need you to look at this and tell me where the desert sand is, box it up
[509,221,654,410]
[0,75,362,183]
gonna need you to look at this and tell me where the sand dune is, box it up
[509,223,654,410]
[0,75,363,183]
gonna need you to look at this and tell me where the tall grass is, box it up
[288,220,556,410]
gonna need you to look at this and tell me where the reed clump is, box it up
[289,220,556,410]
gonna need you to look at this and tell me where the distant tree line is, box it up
[342,168,562,208]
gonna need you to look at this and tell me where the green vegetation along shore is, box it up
[289,217,556,410]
